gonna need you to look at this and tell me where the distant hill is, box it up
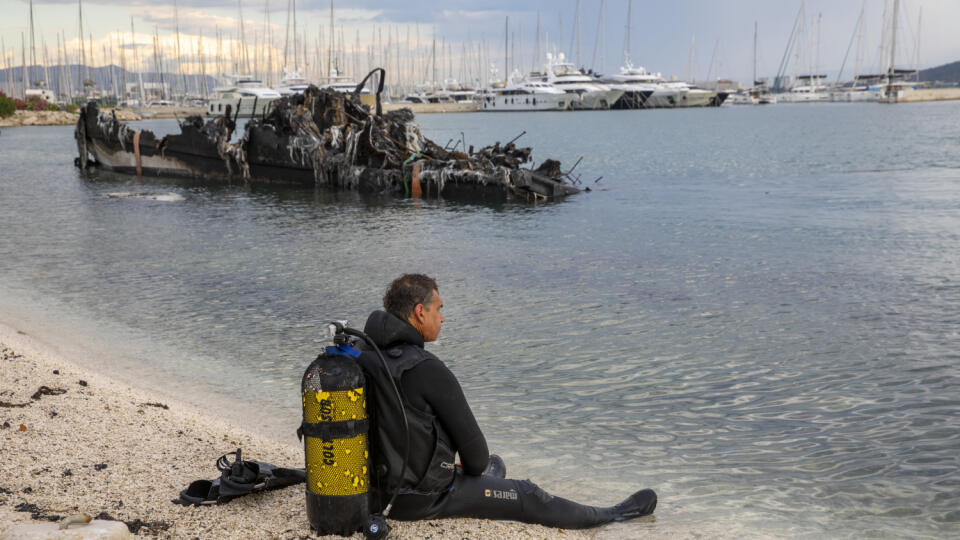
[920,60,960,82]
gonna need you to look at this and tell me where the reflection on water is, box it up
[2,102,960,537]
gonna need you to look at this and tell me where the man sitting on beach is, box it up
[355,273,657,528]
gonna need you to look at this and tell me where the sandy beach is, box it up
[0,322,629,539]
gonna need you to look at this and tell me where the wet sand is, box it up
[0,323,612,539]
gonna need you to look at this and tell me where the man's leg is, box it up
[430,473,648,530]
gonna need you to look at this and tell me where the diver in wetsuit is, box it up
[355,274,657,529]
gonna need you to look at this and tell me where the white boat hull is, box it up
[563,89,624,110]
[829,90,881,102]
[644,88,682,108]
[479,93,570,111]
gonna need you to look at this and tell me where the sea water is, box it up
[1,102,959,538]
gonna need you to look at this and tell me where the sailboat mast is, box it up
[533,12,540,70]
[575,0,581,67]
[815,12,821,87]
[915,6,921,80]
[78,0,86,96]
[29,0,36,88]
[504,16,508,82]
[20,33,25,98]
[753,21,758,85]
[624,0,631,66]
[888,0,898,85]
[174,0,187,99]
[292,0,297,71]
[327,0,333,80]
[854,0,864,84]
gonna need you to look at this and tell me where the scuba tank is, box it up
[300,321,403,539]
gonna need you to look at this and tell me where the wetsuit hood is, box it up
[363,310,425,348]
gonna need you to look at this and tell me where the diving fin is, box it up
[173,449,306,506]
[612,488,658,521]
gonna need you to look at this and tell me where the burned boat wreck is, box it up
[74,76,580,201]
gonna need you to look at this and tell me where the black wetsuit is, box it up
[357,310,656,529]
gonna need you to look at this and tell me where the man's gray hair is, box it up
[383,274,438,320]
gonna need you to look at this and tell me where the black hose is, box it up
[342,326,409,518]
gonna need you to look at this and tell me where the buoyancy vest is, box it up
[355,340,457,502]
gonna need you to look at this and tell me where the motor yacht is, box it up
[532,53,622,110]
[275,68,310,96]
[601,62,666,108]
[478,71,570,112]
[207,75,281,118]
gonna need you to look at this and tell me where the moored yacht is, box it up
[532,53,623,110]
[275,68,310,96]
[662,81,722,107]
[601,62,666,109]
[320,67,372,96]
[479,71,570,112]
[207,75,281,118]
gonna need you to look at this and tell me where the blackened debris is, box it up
[124,518,171,534]
[0,400,30,408]
[31,386,66,400]
[78,380,88,387]
[75,72,582,202]
[1,386,67,407]
[141,402,169,410]
[62,469,72,477]
[94,463,108,471]
[15,502,60,522]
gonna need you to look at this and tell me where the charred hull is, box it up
[74,84,580,202]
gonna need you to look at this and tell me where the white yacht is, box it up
[275,68,310,96]
[404,80,478,104]
[479,71,570,112]
[779,80,830,103]
[437,80,478,103]
[207,75,281,118]
[601,62,670,108]
[24,85,57,104]
[662,81,720,107]
[314,68,370,96]
[403,87,455,104]
[532,53,622,110]
[829,84,881,103]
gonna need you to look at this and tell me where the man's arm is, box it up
[401,358,489,475]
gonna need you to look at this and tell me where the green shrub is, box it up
[0,93,15,118]
[45,102,60,112]
[65,103,79,114]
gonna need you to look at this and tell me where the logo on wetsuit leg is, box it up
[484,488,518,500]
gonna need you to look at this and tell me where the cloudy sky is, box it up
[1,0,957,84]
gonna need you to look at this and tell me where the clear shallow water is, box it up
[2,103,959,537]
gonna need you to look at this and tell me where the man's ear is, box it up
[412,303,425,322]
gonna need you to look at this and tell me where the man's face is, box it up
[417,290,444,342]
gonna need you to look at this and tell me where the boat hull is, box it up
[479,93,569,111]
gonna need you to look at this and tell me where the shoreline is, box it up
[0,322,607,539]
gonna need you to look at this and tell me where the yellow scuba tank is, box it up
[300,322,370,536]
